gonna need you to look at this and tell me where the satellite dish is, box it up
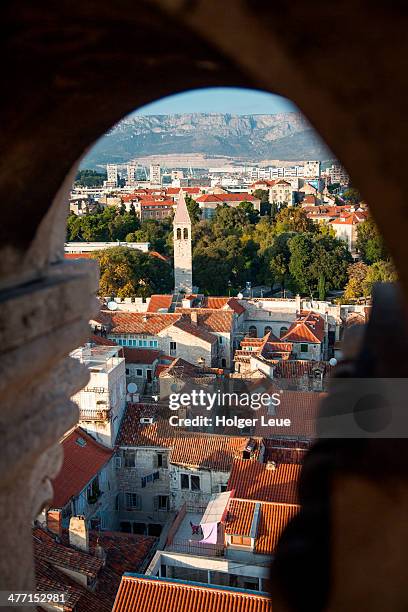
[329,358,338,367]
[107,301,118,311]
[237,293,243,299]
[127,382,138,393]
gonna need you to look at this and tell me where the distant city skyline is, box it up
[133,87,297,116]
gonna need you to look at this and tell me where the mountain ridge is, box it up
[83,112,334,167]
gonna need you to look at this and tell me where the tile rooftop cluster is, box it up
[225,498,299,555]
[227,459,301,504]
[34,526,156,612]
[51,427,113,509]
[112,575,272,612]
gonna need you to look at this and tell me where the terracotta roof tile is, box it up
[52,428,113,508]
[89,334,118,347]
[33,528,103,578]
[172,316,218,344]
[263,439,311,464]
[147,295,173,312]
[225,499,299,555]
[227,460,300,504]
[118,405,260,471]
[281,311,325,344]
[256,502,299,554]
[112,575,272,612]
[34,526,156,612]
[65,253,93,259]
[174,309,234,333]
[102,311,179,334]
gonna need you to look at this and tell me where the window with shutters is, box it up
[231,535,252,546]
[125,492,141,510]
[154,495,169,511]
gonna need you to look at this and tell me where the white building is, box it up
[127,163,137,186]
[71,344,127,447]
[65,241,150,254]
[303,160,321,178]
[150,164,161,187]
[106,163,118,188]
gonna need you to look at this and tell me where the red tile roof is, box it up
[34,526,156,612]
[329,211,367,225]
[118,405,260,471]
[225,499,299,555]
[102,311,179,334]
[52,428,113,508]
[90,334,118,347]
[123,347,162,364]
[65,252,93,259]
[112,575,272,612]
[170,435,258,471]
[34,527,103,578]
[172,316,218,344]
[147,295,173,312]
[281,311,325,344]
[149,251,169,262]
[175,309,234,333]
[227,297,246,315]
[166,187,201,195]
[227,460,300,504]
[61,530,157,577]
[263,439,311,464]
[256,502,299,554]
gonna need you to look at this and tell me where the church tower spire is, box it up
[173,191,193,293]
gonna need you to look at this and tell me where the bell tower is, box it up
[173,191,193,293]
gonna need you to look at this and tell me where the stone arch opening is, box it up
[3,2,408,605]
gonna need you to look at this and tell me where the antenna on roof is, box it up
[127,382,139,404]
[107,301,118,311]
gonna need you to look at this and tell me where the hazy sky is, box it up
[133,87,297,116]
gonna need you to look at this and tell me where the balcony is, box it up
[165,502,225,558]
[79,408,111,422]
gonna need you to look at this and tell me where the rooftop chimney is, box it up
[190,311,198,326]
[69,516,89,553]
[47,509,62,538]
[94,537,107,565]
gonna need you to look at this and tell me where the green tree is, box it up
[362,260,397,296]
[342,187,361,205]
[318,273,326,300]
[253,189,271,216]
[344,262,370,300]
[239,201,260,224]
[75,169,107,187]
[288,233,351,297]
[275,207,315,235]
[356,217,388,264]
[185,194,201,223]
[126,218,173,255]
[212,205,250,237]
[92,246,172,298]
